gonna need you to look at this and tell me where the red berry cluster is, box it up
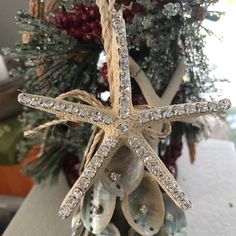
[48,3,101,43]
[123,2,146,23]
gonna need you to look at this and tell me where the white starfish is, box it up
[18,9,231,219]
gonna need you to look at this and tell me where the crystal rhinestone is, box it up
[66,105,75,113]
[67,196,77,208]
[162,107,173,118]
[79,109,89,118]
[136,146,149,157]
[119,109,129,119]
[151,109,162,120]
[166,183,177,193]
[42,99,54,108]
[97,145,109,157]
[129,137,140,148]
[208,102,218,111]
[218,99,231,110]
[196,102,208,113]
[53,103,62,111]
[78,177,90,190]
[173,190,185,201]
[73,188,83,200]
[172,105,185,116]
[91,156,103,168]
[119,47,128,58]
[118,35,127,46]
[185,104,197,114]
[17,93,25,103]
[92,112,102,122]
[144,156,157,165]
[119,96,129,106]
[59,206,71,218]
[120,58,129,70]
[120,71,130,81]
[120,80,130,91]
[139,113,150,124]
[84,166,96,178]
[58,103,66,111]
[115,24,126,35]
[103,115,114,125]
[180,200,192,210]
[117,123,129,133]
[157,171,167,181]
[106,137,117,147]
[150,165,160,176]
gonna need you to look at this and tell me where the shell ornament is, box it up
[18,7,231,236]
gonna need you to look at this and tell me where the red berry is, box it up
[82,34,93,42]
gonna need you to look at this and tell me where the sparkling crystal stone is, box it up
[118,35,127,46]
[67,196,77,208]
[120,80,130,91]
[92,112,102,122]
[120,58,129,70]
[117,123,129,133]
[172,105,185,116]
[150,165,160,176]
[151,110,162,120]
[162,107,173,118]
[185,104,197,114]
[120,71,130,81]
[173,190,185,201]
[129,137,139,148]
[59,206,71,218]
[119,47,128,58]
[196,102,208,113]
[91,156,103,168]
[106,137,117,147]
[144,156,157,165]
[79,109,89,118]
[97,145,109,157]
[103,115,114,125]
[119,109,129,119]
[78,177,90,190]
[180,200,192,210]
[208,102,218,111]
[218,99,231,110]
[136,146,149,157]
[66,105,75,113]
[73,188,83,200]
[84,166,96,178]
[42,99,54,108]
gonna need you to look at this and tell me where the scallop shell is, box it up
[121,171,165,236]
[101,146,144,197]
[81,181,116,234]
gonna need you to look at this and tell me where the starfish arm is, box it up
[137,99,231,126]
[110,10,133,119]
[128,135,192,211]
[18,93,116,129]
[59,135,120,219]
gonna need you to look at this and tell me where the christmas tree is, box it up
[2,0,231,235]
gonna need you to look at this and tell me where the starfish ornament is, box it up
[18,9,231,219]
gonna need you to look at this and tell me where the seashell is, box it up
[121,171,165,236]
[81,224,120,236]
[71,204,85,236]
[162,193,187,235]
[81,181,116,234]
[101,146,144,197]
[128,227,169,236]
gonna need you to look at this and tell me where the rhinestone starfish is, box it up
[18,9,231,219]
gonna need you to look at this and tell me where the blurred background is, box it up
[0,0,236,235]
